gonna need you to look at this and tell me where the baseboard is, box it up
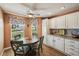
[4,47,11,51]
[0,47,11,56]
[0,49,4,56]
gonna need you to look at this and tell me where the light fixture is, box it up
[28,14,33,17]
[60,6,65,9]
[25,8,40,26]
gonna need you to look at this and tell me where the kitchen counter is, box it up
[49,34,79,41]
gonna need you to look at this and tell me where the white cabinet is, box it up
[44,34,79,56]
[53,36,58,49]
[46,35,54,47]
[57,37,65,52]
[45,35,50,46]
[43,35,47,45]
[77,12,79,28]
[48,18,56,29]
[48,12,79,29]
[45,35,65,53]
[48,16,66,29]
[65,39,79,56]
[56,16,66,29]
[53,36,64,52]
[48,35,54,47]
[66,12,78,29]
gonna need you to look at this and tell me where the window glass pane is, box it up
[10,17,25,40]
[32,19,38,38]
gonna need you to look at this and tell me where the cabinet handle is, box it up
[70,45,74,47]
[53,40,54,41]
[70,52,75,55]
[70,48,74,51]
[70,41,75,43]
[53,40,56,42]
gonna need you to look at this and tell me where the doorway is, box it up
[31,19,38,39]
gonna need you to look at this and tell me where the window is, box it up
[32,19,38,38]
[10,16,25,40]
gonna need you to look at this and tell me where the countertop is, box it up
[49,34,79,41]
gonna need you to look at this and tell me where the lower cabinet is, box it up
[45,35,65,53]
[46,35,54,47]
[53,36,65,52]
[44,35,79,56]
[65,39,79,56]
[43,35,47,45]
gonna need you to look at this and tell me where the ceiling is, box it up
[0,3,79,18]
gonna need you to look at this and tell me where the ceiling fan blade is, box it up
[26,8,40,16]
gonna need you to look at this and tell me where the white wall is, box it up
[0,8,4,55]
[42,19,47,36]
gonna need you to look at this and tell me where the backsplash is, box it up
[49,29,65,35]
[49,29,79,37]
[50,29,58,34]
[65,29,72,36]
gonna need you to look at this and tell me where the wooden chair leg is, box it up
[41,47,43,53]
[38,49,40,56]
[14,53,16,56]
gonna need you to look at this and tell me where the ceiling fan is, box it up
[25,8,40,24]
[26,8,40,17]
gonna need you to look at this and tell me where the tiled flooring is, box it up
[3,44,65,56]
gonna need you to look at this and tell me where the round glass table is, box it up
[18,37,39,56]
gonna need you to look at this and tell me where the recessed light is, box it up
[60,7,65,9]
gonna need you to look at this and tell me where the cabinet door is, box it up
[53,36,59,49]
[46,35,50,46]
[46,35,53,47]
[57,37,65,52]
[65,39,79,56]
[77,12,79,28]
[66,12,78,29]
[53,36,64,52]
[43,35,47,44]
[56,16,66,29]
[48,19,52,28]
[45,36,49,46]
[49,18,56,29]
[48,35,54,47]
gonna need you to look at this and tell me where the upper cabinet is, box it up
[56,16,66,29]
[48,11,79,29]
[66,12,78,29]
[48,18,56,29]
[48,15,66,29]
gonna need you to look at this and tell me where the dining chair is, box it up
[10,40,30,56]
[39,36,44,52]
[14,34,21,40]
[28,41,39,56]
[32,36,44,55]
